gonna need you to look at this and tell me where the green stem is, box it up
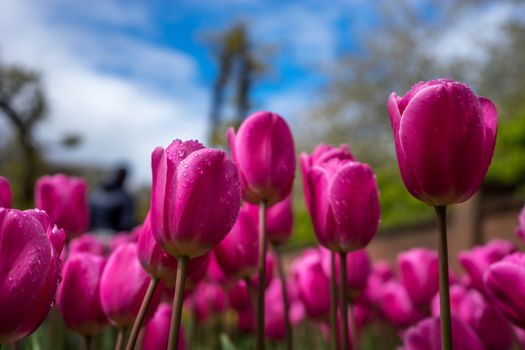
[125,277,159,350]
[274,245,293,350]
[435,205,452,350]
[329,251,338,350]
[339,252,349,350]
[168,256,189,350]
[245,277,257,309]
[115,328,126,350]
[348,302,357,350]
[256,200,268,350]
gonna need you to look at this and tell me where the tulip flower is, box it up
[99,243,161,334]
[0,208,65,345]
[516,203,525,244]
[228,111,295,350]
[484,252,525,329]
[378,281,423,327]
[69,234,107,256]
[388,79,498,349]
[229,280,252,311]
[302,143,380,350]
[398,248,439,306]
[401,316,485,350]
[459,240,515,296]
[293,250,330,320]
[57,252,108,337]
[214,205,259,279]
[142,303,185,350]
[35,174,89,238]
[0,176,12,208]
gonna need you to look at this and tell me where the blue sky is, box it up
[0,0,517,185]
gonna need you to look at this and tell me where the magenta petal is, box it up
[306,167,334,248]
[0,177,12,208]
[328,162,380,251]
[399,82,486,205]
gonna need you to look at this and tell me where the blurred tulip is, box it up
[69,234,107,256]
[142,303,185,350]
[401,316,485,350]
[229,280,252,311]
[207,252,228,284]
[57,252,108,335]
[388,79,497,206]
[238,305,255,334]
[110,231,137,252]
[398,248,439,306]
[362,261,394,305]
[189,282,227,322]
[293,249,330,319]
[150,139,241,259]
[484,252,525,329]
[378,281,423,327]
[35,174,89,237]
[0,176,12,208]
[320,248,371,301]
[246,195,294,246]
[516,204,525,244]
[459,240,515,295]
[215,206,259,279]
[99,243,161,328]
[227,111,295,205]
[0,208,65,344]
[301,144,380,252]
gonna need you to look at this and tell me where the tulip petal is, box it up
[306,167,335,248]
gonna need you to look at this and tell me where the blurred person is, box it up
[90,165,135,233]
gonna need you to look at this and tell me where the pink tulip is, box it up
[35,174,89,237]
[388,79,498,206]
[69,234,107,256]
[459,239,515,296]
[150,139,241,258]
[516,204,525,244]
[320,247,371,301]
[398,248,439,306]
[293,249,330,319]
[206,252,228,284]
[484,252,525,329]
[0,208,65,344]
[188,282,227,322]
[301,144,380,252]
[57,252,108,335]
[401,316,486,350]
[362,261,393,305]
[228,280,252,311]
[377,280,423,327]
[110,231,136,251]
[227,111,296,205]
[214,205,259,279]
[142,303,185,350]
[99,243,161,328]
[0,176,12,208]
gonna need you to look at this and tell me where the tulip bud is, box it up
[57,253,108,335]
[0,176,12,208]
[398,248,439,306]
[402,316,485,350]
[150,140,241,258]
[388,79,498,206]
[188,282,227,322]
[35,174,89,237]
[378,281,423,327]
[99,243,161,328]
[214,206,259,279]
[142,303,185,350]
[484,252,525,329]
[459,240,515,296]
[0,208,65,344]
[301,144,380,252]
[227,111,295,205]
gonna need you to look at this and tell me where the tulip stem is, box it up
[274,245,293,350]
[329,251,338,350]
[168,255,188,350]
[348,302,357,350]
[256,200,268,350]
[435,205,452,350]
[245,277,257,309]
[125,277,159,350]
[339,252,349,350]
[115,328,126,350]
[84,335,92,350]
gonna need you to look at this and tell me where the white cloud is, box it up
[0,0,209,187]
